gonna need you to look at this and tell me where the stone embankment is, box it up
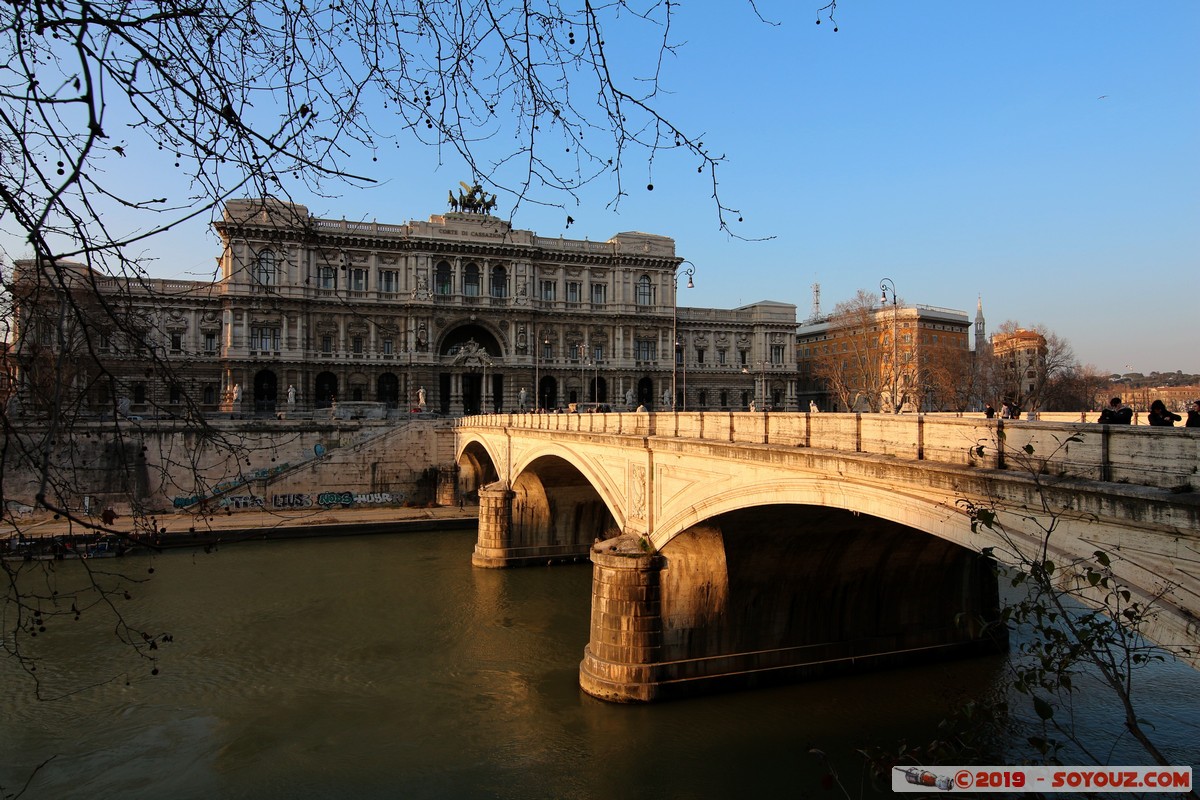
[2,504,477,552]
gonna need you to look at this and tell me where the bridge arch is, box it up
[644,504,1001,694]
[459,433,623,567]
[653,477,974,556]
[457,439,500,499]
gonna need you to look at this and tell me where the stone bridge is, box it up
[455,412,1200,702]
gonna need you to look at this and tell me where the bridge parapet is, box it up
[459,412,1199,491]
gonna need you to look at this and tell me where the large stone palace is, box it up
[11,196,799,418]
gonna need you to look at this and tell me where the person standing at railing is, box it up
[1148,399,1181,427]
[1187,400,1200,428]
[1097,396,1133,424]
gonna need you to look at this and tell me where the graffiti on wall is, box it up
[268,491,405,511]
[272,493,313,509]
[221,495,264,510]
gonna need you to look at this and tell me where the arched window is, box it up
[463,263,480,297]
[490,265,508,298]
[253,250,276,286]
[435,261,452,295]
[635,274,653,306]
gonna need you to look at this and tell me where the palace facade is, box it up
[11,197,799,418]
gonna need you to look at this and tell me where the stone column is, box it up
[435,465,458,507]
[471,483,514,568]
[579,536,665,703]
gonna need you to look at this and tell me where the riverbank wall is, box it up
[1,417,458,520]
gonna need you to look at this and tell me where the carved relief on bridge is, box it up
[629,464,647,524]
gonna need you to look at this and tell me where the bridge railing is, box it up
[459,412,1200,491]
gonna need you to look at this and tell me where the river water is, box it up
[3,530,1198,799]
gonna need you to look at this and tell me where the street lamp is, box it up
[672,260,696,411]
[742,361,767,410]
[576,343,587,404]
[533,333,550,411]
[880,277,900,413]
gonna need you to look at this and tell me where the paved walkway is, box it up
[2,504,478,541]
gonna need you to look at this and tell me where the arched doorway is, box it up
[440,323,504,415]
[377,373,399,407]
[637,376,655,409]
[538,376,558,411]
[253,369,278,412]
[314,372,337,408]
[589,376,608,403]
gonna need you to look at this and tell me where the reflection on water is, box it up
[3,531,1197,799]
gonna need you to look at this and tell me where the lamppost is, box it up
[577,343,587,404]
[533,333,550,411]
[880,277,900,413]
[742,361,767,410]
[671,260,696,410]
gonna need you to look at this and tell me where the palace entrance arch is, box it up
[439,324,503,415]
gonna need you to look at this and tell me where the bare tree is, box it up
[1042,363,1111,413]
[1,0,781,519]
[987,321,1077,413]
[2,0,761,276]
[809,290,890,413]
[918,338,981,413]
[0,1,795,711]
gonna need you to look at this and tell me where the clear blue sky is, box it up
[8,2,1198,375]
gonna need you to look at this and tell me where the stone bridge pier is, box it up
[470,455,617,568]
[579,507,1006,702]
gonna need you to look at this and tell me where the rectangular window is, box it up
[380,270,398,293]
[635,340,657,362]
[321,334,333,354]
[204,332,217,353]
[566,282,581,304]
[592,343,604,363]
[169,385,182,404]
[170,332,183,352]
[352,336,364,354]
[590,283,607,306]
[350,268,367,292]
[717,349,727,365]
[541,340,553,361]
[695,348,705,365]
[382,338,394,355]
[541,280,557,302]
[771,344,785,365]
[319,267,336,290]
[258,327,280,351]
